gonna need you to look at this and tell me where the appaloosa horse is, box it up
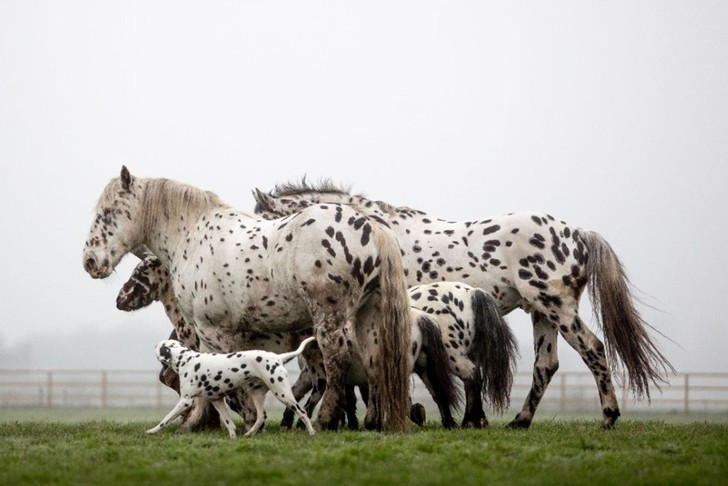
[287,281,519,429]
[83,167,413,432]
[252,180,674,429]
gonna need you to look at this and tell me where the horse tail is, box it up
[580,230,675,398]
[279,336,317,364]
[374,228,413,433]
[468,288,519,413]
[417,313,463,414]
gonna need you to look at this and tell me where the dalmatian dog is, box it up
[147,336,317,438]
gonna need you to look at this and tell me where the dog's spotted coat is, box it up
[148,337,316,437]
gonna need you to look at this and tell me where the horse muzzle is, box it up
[83,255,111,279]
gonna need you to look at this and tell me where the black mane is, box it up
[270,177,353,197]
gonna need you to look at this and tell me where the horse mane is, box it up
[270,177,397,215]
[269,177,352,197]
[140,177,234,232]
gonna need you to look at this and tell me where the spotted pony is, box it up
[253,180,675,429]
[83,167,413,432]
[288,281,519,429]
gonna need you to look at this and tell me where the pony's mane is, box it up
[270,177,397,214]
[270,177,353,197]
[142,178,232,227]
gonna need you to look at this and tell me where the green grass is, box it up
[0,413,726,485]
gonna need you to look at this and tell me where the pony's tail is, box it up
[279,336,317,364]
[581,230,675,398]
[468,289,519,413]
[374,229,413,433]
[417,314,463,414]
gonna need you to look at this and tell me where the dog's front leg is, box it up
[147,397,193,434]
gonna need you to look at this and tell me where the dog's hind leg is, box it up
[210,398,238,438]
[147,397,193,434]
[275,385,316,436]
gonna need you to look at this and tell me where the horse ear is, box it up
[252,188,272,211]
[252,188,266,203]
[120,165,132,190]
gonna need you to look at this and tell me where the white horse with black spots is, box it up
[288,281,520,429]
[252,180,675,429]
[83,167,413,432]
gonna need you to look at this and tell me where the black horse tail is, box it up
[468,289,519,413]
[416,313,463,422]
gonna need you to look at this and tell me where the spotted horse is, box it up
[288,281,519,429]
[116,251,461,430]
[83,166,413,432]
[253,180,675,429]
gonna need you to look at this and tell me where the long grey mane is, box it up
[140,177,234,234]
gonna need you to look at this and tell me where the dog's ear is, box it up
[158,344,173,364]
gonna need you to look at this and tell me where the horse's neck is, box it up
[159,285,187,330]
[140,185,225,268]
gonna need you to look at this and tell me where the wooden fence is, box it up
[0,369,726,414]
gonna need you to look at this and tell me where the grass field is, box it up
[1,409,726,485]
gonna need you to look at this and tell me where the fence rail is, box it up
[0,369,727,414]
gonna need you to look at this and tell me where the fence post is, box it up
[156,380,163,408]
[46,371,53,408]
[684,374,690,414]
[559,373,566,411]
[101,371,108,409]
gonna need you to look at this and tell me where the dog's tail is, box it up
[279,336,317,364]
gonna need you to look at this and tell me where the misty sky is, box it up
[1,1,727,381]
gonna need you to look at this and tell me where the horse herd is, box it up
[82,166,674,435]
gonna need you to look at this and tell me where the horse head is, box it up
[83,166,145,279]
[116,252,164,311]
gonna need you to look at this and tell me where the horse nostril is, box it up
[84,257,96,272]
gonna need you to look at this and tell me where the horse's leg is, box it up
[226,390,259,434]
[314,316,351,431]
[416,369,457,429]
[462,374,487,428]
[344,385,359,430]
[178,397,221,433]
[508,313,559,429]
[556,315,620,429]
[243,388,268,438]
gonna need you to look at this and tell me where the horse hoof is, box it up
[409,403,426,426]
[602,407,620,429]
[507,418,531,429]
